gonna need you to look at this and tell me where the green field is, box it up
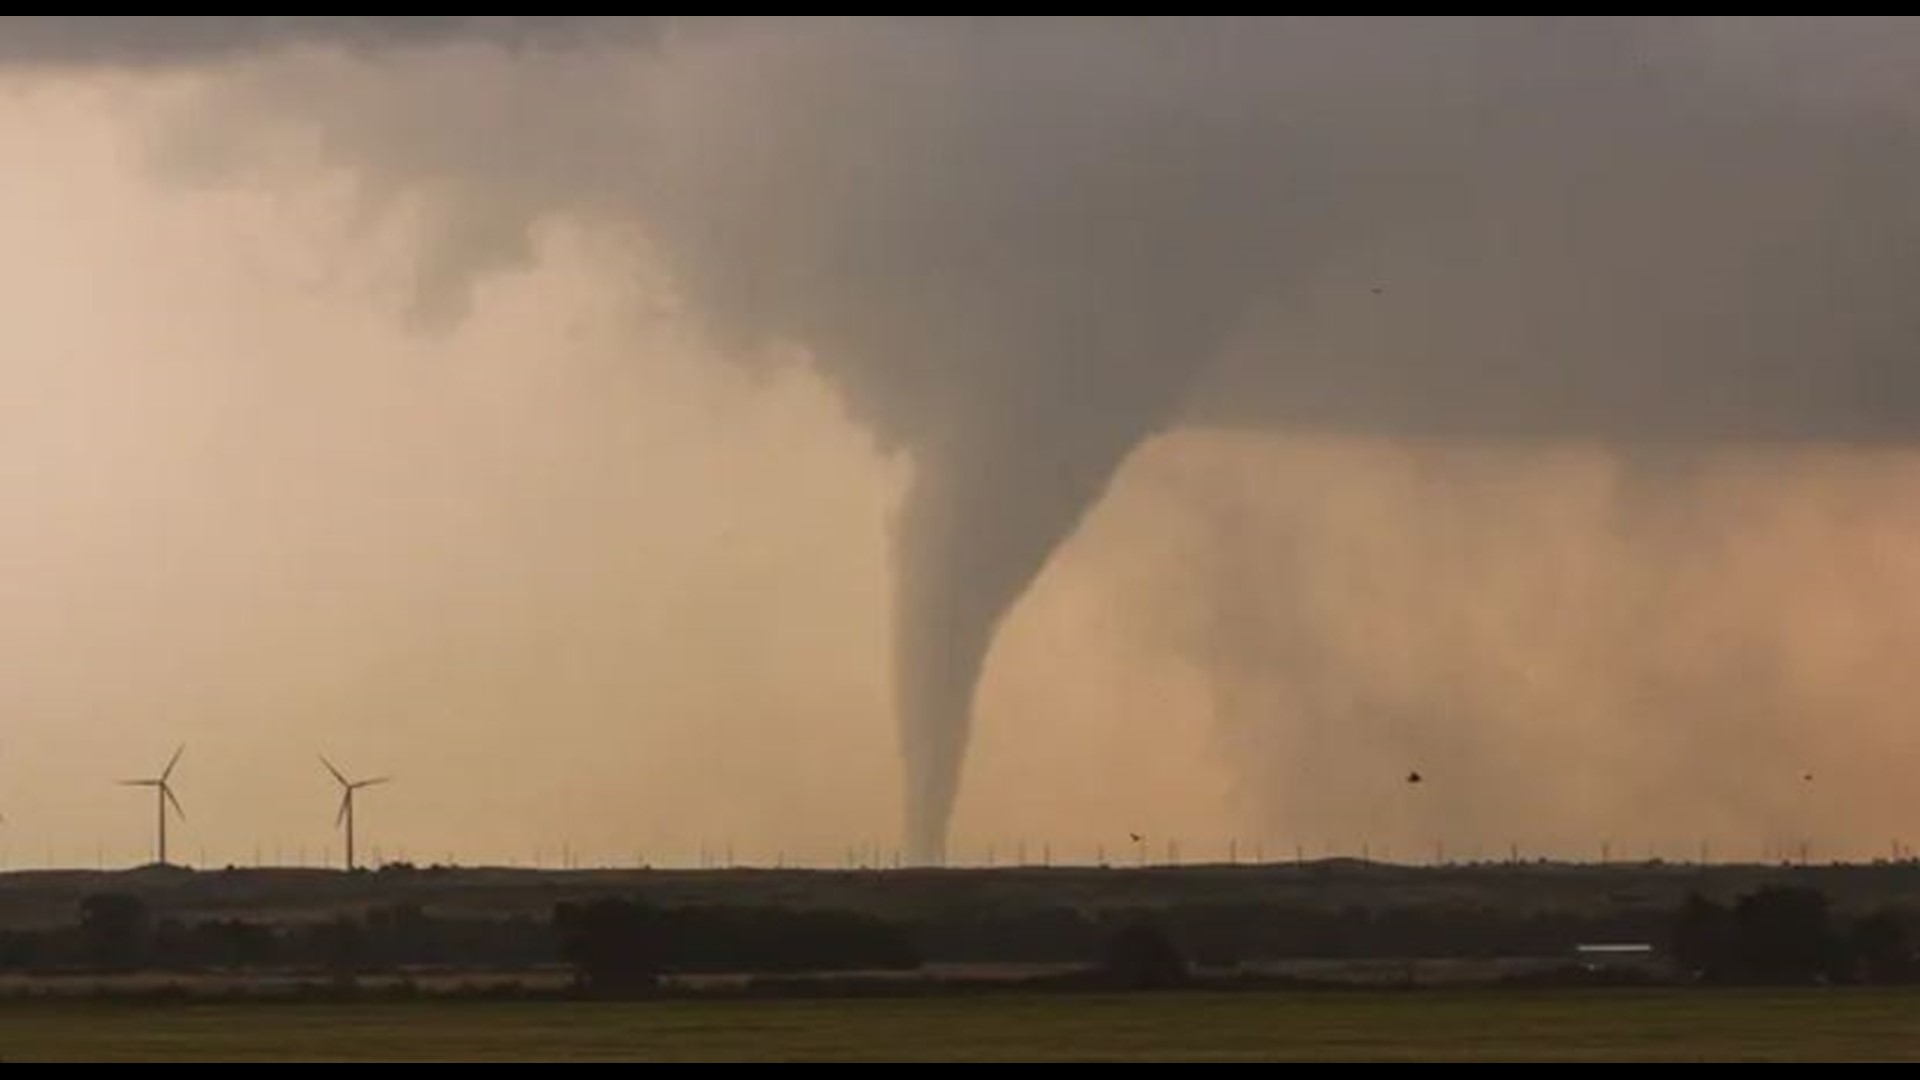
[1,990,1916,1061]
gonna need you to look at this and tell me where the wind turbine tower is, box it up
[321,755,390,872]
[120,745,185,866]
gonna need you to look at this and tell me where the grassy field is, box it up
[0,990,1915,1061]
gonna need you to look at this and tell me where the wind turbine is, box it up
[321,755,389,872]
[120,745,185,866]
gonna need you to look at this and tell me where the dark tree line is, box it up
[1672,885,1913,985]
[553,897,919,993]
[0,883,1907,987]
[0,897,552,976]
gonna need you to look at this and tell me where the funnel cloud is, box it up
[6,17,1920,862]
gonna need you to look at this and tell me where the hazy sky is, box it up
[0,73,1236,868]
[2,18,1919,868]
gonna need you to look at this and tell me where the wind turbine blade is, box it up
[356,777,392,789]
[120,779,158,787]
[319,754,348,787]
[336,791,352,828]
[161,744,185,783]
[163,784,185,820]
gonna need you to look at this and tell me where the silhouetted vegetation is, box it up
[1670,885,1915,985]
[1099,920,1190,989]
[1850,909,1914,984]
[553,896,919,993]
[0,869,1903,997]
[78,893,150,972]
[902,901,1677,966]
[554,898,663,994]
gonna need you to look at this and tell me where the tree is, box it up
[1100,920,1190,989]
[1670,886,1854,985]
[1671,891,1734,981]
[318,914,367,983]
[204,919,278,970]
[1850,910,1913,984]
[78,893,150,972]
[1733,885,1838,984]
[553,898,663,995]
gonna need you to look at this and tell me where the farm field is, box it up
[1,989,1916,1061]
